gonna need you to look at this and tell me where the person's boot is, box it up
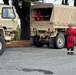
[71,50,75,55]
[67,50,70,55]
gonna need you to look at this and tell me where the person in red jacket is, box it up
[66,23,76,55]
[35,10,44,21]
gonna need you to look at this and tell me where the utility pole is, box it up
[62,0,69,5]
[65,0,69,5]
[62,0,65,4]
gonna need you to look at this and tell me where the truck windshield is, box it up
[2,7,16,19]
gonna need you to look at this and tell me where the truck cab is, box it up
[0,4,18,55]
[0,4,18,41]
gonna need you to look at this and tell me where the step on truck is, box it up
[0,4,18,55]
[30,3,76,49]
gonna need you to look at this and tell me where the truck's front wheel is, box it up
[54,34,65,49]
[33,36,44,47]
[0,36,6,55]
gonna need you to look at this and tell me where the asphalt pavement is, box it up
[0,46,76,75]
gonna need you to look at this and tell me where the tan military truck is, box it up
[0,4,18,55]
[30,3,76,49]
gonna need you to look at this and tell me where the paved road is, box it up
[0,46,76,75]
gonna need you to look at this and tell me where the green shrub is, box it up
[11,27,20,41]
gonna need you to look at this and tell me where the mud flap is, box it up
[48,38,54,47]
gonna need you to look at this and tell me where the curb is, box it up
[6,40,30,48]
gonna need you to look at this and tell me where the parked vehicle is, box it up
[0,4,18,55]
[30,3,76,49]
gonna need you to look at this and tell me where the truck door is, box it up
[1,7,17,31]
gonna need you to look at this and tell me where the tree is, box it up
[3,0,9,5]
[3,0,39,40]
[65,0,69,5]
[74,0,76,6]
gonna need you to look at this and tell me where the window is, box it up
[2,7,16,19]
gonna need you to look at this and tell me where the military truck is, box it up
[30,3,76,49]
[0,4,18,55]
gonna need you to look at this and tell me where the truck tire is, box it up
[54,34,65,49]
[33,36,44,47]
[0,36,6,55]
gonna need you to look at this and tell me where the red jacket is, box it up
[66,28,76,48]
[35,13,43,21]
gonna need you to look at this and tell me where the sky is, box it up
[45,0,74,6]
[0,0,74,6]
[0,0,3,3]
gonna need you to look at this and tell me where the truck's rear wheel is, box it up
[33,36,44,47]
[0,36,6,55]
[54,34,65,49]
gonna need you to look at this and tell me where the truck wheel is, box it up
[33,36,44,47]
[0,36,6,55]
[54,34,65,49]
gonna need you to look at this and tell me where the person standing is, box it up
[66,23,76,55]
